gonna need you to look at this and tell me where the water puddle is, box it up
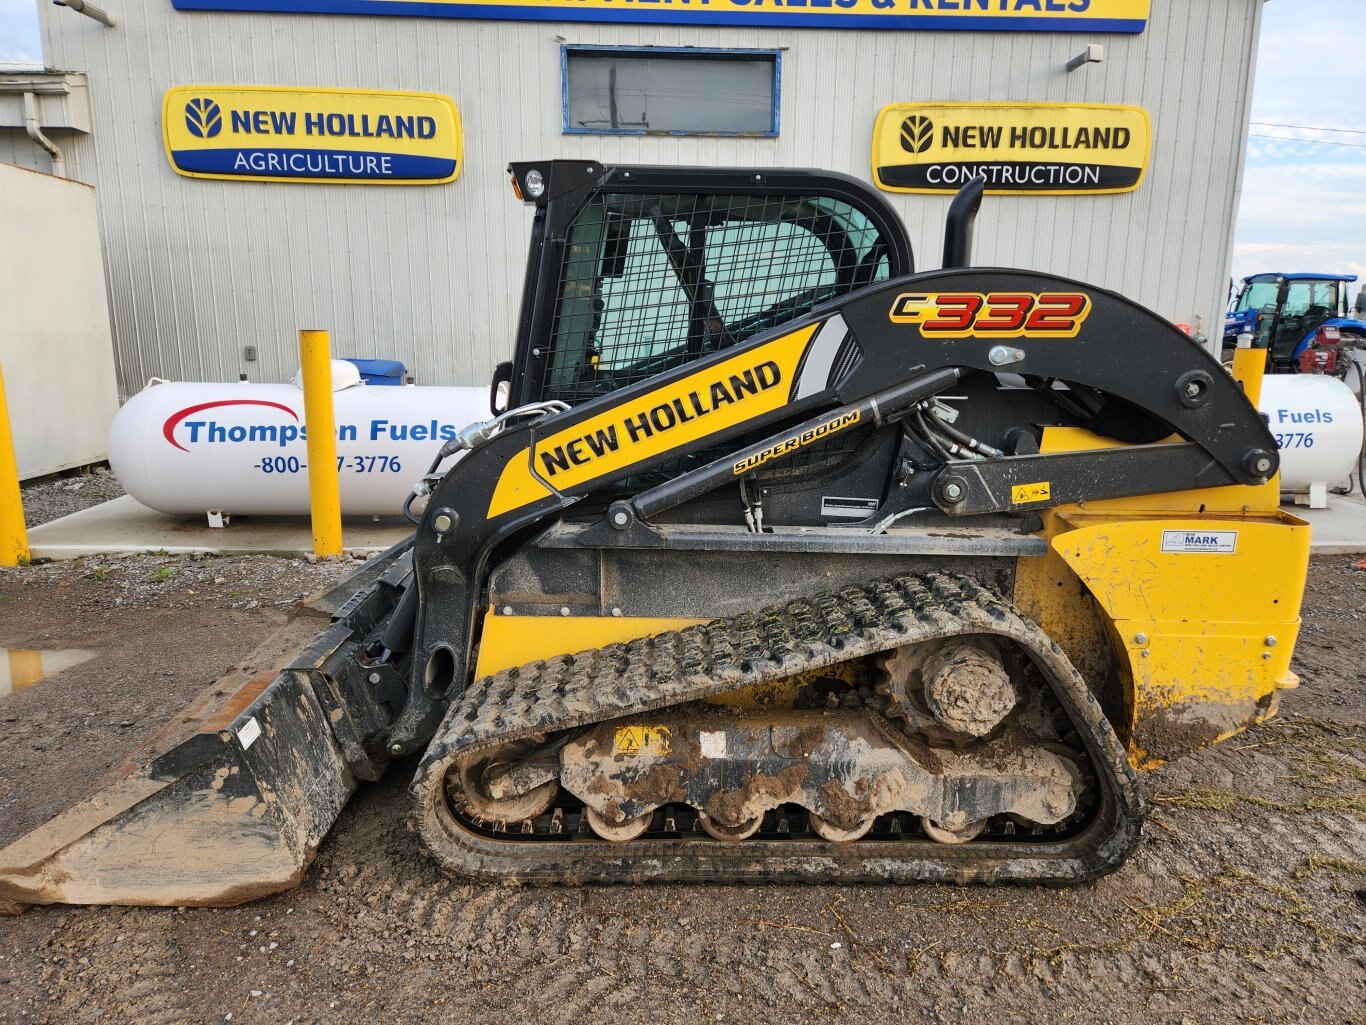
[0,648,96,696]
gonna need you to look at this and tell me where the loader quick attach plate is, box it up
[411,572,1144,885]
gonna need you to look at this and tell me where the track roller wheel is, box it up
[921,816,987,845]
[697,812,763,841]
[452,747,559,826]
[584,807,652,843]
[808,812,875,843]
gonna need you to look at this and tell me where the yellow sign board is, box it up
[173,0,1152,34]
[873,102,1151,195]
[163,85,462,184]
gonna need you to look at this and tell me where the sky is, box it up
[1,0,1362,288]
[0,0,39,67]
[1233,0,1366,286]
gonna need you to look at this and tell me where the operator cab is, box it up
[1226,272,1360,366]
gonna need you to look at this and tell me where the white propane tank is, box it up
[1258,374,1365,504]
[108,364,489,518]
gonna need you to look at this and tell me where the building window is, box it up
[562,46,780,138]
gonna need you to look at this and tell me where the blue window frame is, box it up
[562,45,781,138]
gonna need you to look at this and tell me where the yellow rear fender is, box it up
[1019,502,1308,770]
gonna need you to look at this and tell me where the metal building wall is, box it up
[15,0,1261,397]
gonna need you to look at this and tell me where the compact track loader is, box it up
[0,162,1310,909]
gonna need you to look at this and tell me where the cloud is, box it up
[1234,0,1366,283]
[0,0,41,64]
[1233,153,1366,281]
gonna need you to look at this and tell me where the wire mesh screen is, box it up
[538,191,893,406]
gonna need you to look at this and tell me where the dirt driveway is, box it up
[0,555,1362,1025]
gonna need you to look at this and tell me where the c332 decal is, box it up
[889,292,1092,338]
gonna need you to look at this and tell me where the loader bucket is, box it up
[0,545,411,913]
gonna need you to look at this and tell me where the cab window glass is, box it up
[544,193,893,403]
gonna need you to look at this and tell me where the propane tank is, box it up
[1258,374,1365,505]
[108,364,489,519]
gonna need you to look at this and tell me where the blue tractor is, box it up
[1224,272,1366,375]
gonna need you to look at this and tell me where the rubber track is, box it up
[410,571,1145,885]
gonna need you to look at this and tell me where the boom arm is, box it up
[389,266,1278,755]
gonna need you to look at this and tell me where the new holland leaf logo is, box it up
[184,98,222,139]
[900,115,935,155]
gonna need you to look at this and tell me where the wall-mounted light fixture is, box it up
[1066,44,1104,72]
[53,0,115,28]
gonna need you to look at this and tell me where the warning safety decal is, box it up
[873,102,1151,195]
[614,726,671,757]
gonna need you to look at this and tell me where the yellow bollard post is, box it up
[1231,344,1268,408]
[0,363,31,567]
[298,330,343,558]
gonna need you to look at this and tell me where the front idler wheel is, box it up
[451,745,559,826]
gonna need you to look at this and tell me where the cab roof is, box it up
[1244,272,1359,283]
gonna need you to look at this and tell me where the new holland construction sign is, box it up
[873,102,1151,195]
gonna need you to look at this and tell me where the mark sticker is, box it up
[822,496,880,520]
[236,716,262,750]
[699,731,727,759]
[614,725,671,757]
[1012,481,1052,505]
[1161,530,1238,554]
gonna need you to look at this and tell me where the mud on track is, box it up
[1,557,1363,1025]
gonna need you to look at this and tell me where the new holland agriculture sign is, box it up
[169,0,1151,33]
[873,102,1151,195]
[162,86,462,184]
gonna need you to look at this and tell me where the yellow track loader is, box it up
[0,162,1309,908]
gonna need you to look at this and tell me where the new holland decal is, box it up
[171,1,1152,34]
[873,102,1151,195]
[486,323,820,518]
[163,85,462,184]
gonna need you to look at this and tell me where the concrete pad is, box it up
[27,495,412,560]
[24,491,1366,561]
[1288,489,1366,556]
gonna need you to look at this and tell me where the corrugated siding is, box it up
[17,0,1259,396]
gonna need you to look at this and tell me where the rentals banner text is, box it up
[170,0,1151,33]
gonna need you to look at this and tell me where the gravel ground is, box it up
[0,553,356,847]
[0,555,1362,1025]
[20,466,126,528]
